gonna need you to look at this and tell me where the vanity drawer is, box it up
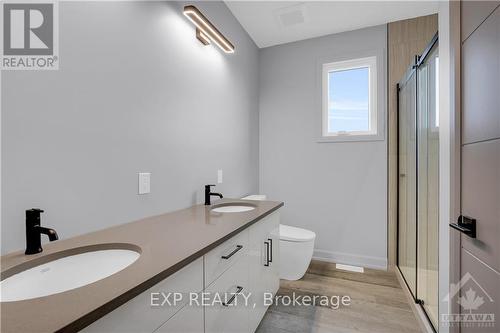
[204,229,249,287]
[205,258,250,333]
[154,302,203,333]
[82,257,203,333]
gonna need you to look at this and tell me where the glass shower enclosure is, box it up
[397,34,439,329]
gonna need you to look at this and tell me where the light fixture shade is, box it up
[196,28,210,45]
[183,5,235,53]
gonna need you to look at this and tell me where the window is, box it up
[322,56,378,139]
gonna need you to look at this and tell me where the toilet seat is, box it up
[280,225,316,242]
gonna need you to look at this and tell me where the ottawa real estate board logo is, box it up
[442,272,495,329]
[1,1,59,70]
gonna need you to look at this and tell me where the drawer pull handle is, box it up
[268,238,273,263]
[221,245,243,260]
[222,286,244,307]
[264,241,270,266]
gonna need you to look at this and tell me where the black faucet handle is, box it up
[26,208,44,225]
[27,208,44,213]
[205,184,216,190]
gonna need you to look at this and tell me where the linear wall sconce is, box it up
[183,5,235,54]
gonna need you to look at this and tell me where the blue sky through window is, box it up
[328,67,369,133]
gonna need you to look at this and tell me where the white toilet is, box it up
[242,195,316,281]
[278,224,316,280]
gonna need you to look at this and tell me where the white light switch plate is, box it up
[138,173,151,194]
[217,169,223,184]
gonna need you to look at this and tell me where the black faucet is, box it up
[25,209,59,255]
[205,185,223,205]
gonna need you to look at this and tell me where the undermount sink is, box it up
[0,244,140,302]
[211,203,256,213]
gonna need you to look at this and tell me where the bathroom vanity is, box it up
[0,199,283,333]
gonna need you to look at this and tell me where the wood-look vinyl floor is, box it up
[256,260,422,333]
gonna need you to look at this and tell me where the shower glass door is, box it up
[398,69,417,297]
[397,35,439,330]
[416,43,439,327]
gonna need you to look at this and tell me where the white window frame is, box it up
[322,56,378,139]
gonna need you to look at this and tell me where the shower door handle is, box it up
[450,215,476,238]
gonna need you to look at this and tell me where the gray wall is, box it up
[1,1,259,254]
[259,25,388,269]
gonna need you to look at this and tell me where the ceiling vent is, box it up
[275,3,308,28]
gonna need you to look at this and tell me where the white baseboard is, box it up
[313,249,387,270]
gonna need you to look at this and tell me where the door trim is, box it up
[438,2,461,333]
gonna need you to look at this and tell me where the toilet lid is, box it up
[241,194,267,201]
[280,224,316,242]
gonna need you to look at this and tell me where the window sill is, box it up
[316,134,385,143]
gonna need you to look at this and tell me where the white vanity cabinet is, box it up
[82,210,280,333]
[204,258,250,333]
[154,302,204,333]
[204,229,250,333]
[82,257,204,333]
[204,229,249,287]
[204,211,280,333]
[248,211,280,332]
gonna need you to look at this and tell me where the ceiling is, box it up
[225,1,439,48]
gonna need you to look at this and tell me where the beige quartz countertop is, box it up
[0,199,283,333]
